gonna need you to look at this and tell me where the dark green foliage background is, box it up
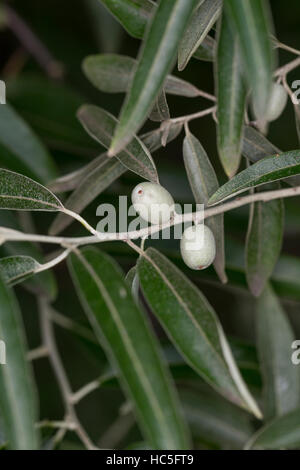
[0,0,300,449]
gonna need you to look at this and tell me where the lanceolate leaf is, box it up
[0,255,40,287]
[0,169,63,211]
[242,127,300,187]
[245,408,300,450]
[216,12,247,178]
[68,247,190,449]
[83,54,202,98]
[49,157,126,235]
[77,105,158,183]
[183,131,227,283]
[208,150,300,205]
[246,184,284,297]
[98,0,155,39]
[178,0,222,71]
[255,285,300,421]
[109,0,198,155]
[138,247,261,417]
[0,104,57,183]
[0,275,39,449]
[225,0,275,122]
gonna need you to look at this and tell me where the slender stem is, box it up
[70,373,113,405]
[169,105,216,124]
[36,420,77,431]
[195,89,216,102]
[36,248,71,273]
[49,308,97,344]
[275,56,300,77]
[62,208,99,236]
[275,40,300,57]
[27,345,48,361]
[1,185,300,248]
[39,298,97,450]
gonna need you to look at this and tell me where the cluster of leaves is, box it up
[1,0,300,450]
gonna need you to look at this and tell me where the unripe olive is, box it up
[266,83,288,122]
[180,224,216,270]
[131,182,175,225]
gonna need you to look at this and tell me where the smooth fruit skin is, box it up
[131,182,175,225]
[180,224,216,270]
[266,83,288,122]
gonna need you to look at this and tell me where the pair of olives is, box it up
[132,182,216,271]
[130,84,288,270]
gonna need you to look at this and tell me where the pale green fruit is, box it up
[180,224,216,270]
[266,83,288,122]
[131,182,175,225]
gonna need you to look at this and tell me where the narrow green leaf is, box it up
[164,75,201,98]
[255,285,300,421]
[0,169,63,211]
[83,54,202,98]
[0,275,39,449]
[0,104,57,183]
[183,131,227,283]
[180,387,254,449]
[245,408,300,449]
[246,185,284,297]
[178,0,222,71]
[225,0,275,122]
[98,0,155,39]
[193,35,216,62]
[68,247,190,450]
[216,12,247,178]
[242,126,300,187]
[208,150,300,205]
[49,156,126,235]
[77,105,158,183]
[0,255,40,287]
[109,0,198,155]
[138,247,261,417]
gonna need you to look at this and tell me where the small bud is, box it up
[266,83,288,122]
[131,182,175,225]
[180,224,216,270]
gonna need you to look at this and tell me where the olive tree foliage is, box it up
[1,0,300,450]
